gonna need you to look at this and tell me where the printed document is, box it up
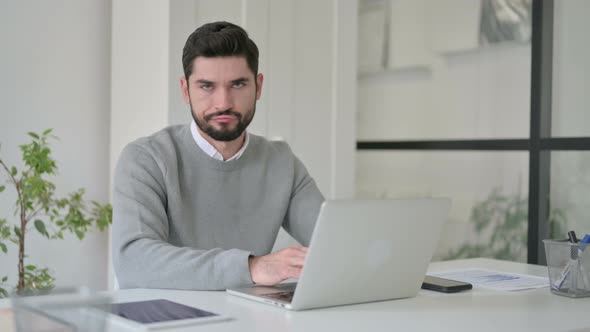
[428,268,549,291]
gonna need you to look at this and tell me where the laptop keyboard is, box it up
[261,291,294,303]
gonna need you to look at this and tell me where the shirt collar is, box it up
[190,120,249,161]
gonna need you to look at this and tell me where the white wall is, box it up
[0,0,111,290]
[168,0,200,126]
[110,0,170,175]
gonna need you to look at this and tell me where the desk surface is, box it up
[3,258,590,332]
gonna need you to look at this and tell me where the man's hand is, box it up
[248,246,308,285]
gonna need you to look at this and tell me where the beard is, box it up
[191,103,255,142]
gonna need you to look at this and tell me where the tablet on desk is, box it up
[100,299,231,331]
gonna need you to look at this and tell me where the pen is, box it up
[553,233,590,290]
[578,234,590,290]
[552,231,581,290]
[579,234,590,252]
[568,231,579,244]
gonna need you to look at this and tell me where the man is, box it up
[112,21,325,290]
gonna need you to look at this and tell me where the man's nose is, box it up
[213,88,233,110]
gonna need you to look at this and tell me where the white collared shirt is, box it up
[190,120,249,161]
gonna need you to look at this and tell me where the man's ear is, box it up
[180,76,190,104]
[256,73,264,100]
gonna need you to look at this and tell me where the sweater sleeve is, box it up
[282,156,325,246]
[112,143,253,290]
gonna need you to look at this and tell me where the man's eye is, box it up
[200,84,213,91]
[232,82,245,88]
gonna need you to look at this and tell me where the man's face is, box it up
[181,56,263,142]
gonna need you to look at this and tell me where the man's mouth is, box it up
[211,115,237,124]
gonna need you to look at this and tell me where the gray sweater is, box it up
[112,125,324,290]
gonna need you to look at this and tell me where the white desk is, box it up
[3,258,590,331]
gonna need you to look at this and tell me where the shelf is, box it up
[358,65,432,81]
[439,41,531,58]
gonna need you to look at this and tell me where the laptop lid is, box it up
[290,198,450,310]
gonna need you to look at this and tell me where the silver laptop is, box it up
[227,198,451,310]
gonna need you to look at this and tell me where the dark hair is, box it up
[182,21,259,80]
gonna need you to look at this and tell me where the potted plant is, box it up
[443,187,566,261]
[0,129,112,297]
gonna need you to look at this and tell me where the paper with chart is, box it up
[428,268,549,291]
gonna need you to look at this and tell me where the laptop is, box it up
[227,198,451,311]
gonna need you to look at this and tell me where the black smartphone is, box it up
[422,275,472,293]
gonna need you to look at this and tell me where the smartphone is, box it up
[422,275,472,293]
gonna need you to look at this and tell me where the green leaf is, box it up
[28,132,40,139]
[0,185,5,192]
[0,288,8,298]
[11,167,17,176]
[34,220,49,238]
[42,129,53,136]
[0,243,6,254]
[26,265,36,271]
[13,226,22,239]
[1,276,7,282]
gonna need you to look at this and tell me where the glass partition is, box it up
[356,151,529,262]
[550,152,590,237]
[357,0,531,141]
[551,0,590,137]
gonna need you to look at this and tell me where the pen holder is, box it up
[11,287,112,332]
[543,239,590,298]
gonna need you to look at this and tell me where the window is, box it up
[356,0,590,264]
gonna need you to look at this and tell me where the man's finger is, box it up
[296,246,309,253]
[286,266,302,279]
[288,256,306,267]
[287,246,308,253]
